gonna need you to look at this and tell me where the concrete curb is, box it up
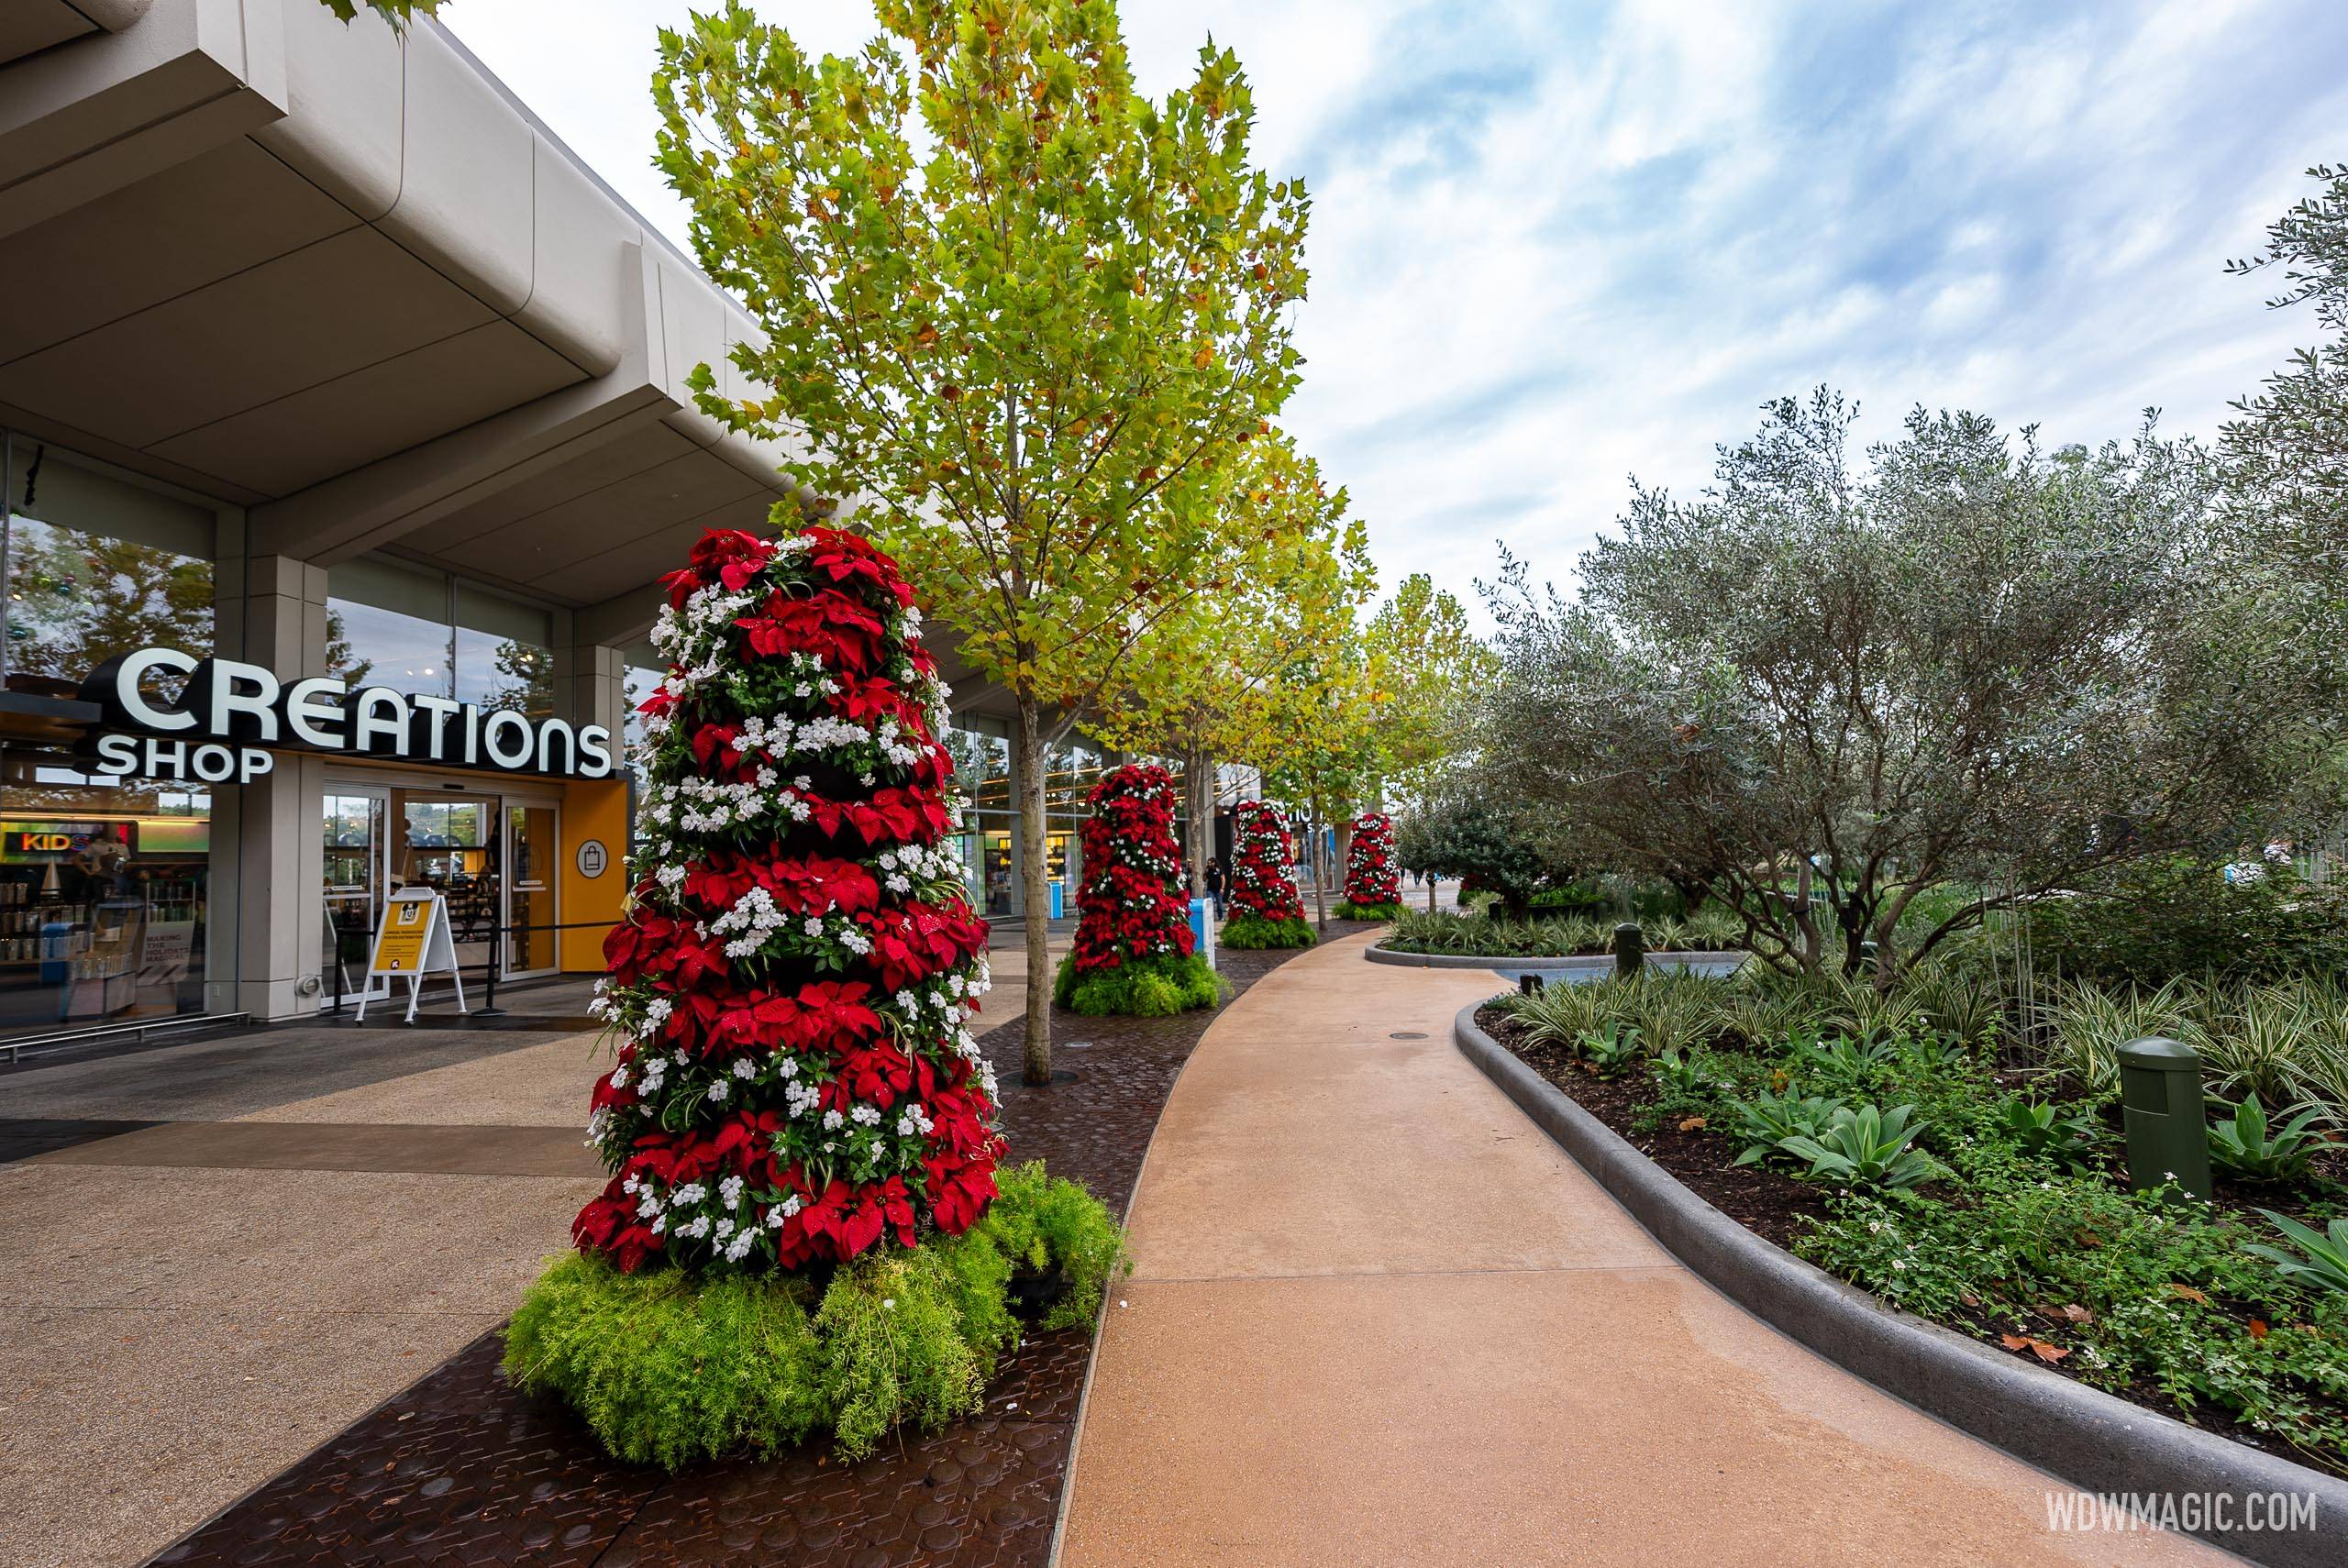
[1368,944,1746,972]
[1455,1001,2348,1567]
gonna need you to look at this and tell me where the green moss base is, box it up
[1052,949,1224,1015]
[1333,900,1406,921]
[504,1162,1127,1469]
[1220,913,1317,949]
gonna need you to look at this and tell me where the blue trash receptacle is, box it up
[1049,880,1064,920]
[1190,898,1217,970]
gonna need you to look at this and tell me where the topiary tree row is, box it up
[1222,799,1315,948]
[507,526,1124,1467]
[1335,811,1405,919]
[1055,764,1221,1015]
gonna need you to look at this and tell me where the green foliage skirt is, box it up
[1219,913,1317,949]
[504,1163,1126,1468]
[1052,950,1224,1016]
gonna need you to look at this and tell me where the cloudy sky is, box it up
[448,0,2348,615]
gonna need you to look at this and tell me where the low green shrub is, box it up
[2207,1099,2333,1183]
[1800,1177,2348,1464]
[1332,900,1407,921]
[1995,1097,2106,1173]
[1576,1021,1645,1076]
[2252,1211,2348,1298]
[504,1162,1128,1468]
[2024,858,2348,990]
[1773,1102,1941,1189]
[1383,907,1744,958]
[1526,881,1610,916]
[1053,950,1222,1016]
[1220,913,1315,949]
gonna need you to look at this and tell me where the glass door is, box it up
[504,800,559,977]
[320,787,388,1007]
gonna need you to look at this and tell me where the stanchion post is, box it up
[477,917,506,1018]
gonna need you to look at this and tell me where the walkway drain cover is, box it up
[1390,1031,1429,1040]
[1063,1040,1093,1050]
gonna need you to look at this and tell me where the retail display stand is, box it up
[357,888,467,1024]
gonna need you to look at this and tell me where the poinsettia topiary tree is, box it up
[1054,764,1220,1015]
[1336,812,1404,919]
[574,526,1000,1272]
[509,525,1127,1467]
[1222,799,1314,948]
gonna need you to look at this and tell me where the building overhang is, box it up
[0,1,808,608]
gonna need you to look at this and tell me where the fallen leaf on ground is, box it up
[1678,1116,1707,1132]
[2000,1333,2071,1364]
[2165,1283,2209,1305]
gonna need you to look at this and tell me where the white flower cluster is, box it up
[711,885,790,957]
[619,1170,764,1263]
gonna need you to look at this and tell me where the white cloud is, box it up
[447,0,2348,622]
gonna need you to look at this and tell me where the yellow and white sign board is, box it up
[358,889,467,1023]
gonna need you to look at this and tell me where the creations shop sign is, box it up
[76,648,617,785]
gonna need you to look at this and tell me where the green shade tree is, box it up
[1083,435,1373,897]
[1393,783,1569,921]
[1363,573,1496,813]
[651,0,1311,1085]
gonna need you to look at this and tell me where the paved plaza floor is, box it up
[0,1007,613,1568]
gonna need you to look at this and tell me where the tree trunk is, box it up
[1309,808,1328,930]
[1013,694,1052,1087]
[1185,743,1212,897]
[1794,856,1818,975]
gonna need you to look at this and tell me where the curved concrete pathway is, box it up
[1058,930,2225,1567]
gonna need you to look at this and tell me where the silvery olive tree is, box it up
[1480,390,2341,982]
[2222,164,2348,639]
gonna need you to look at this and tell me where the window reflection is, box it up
[324,559,553,713]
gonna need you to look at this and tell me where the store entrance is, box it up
[317,781,560,1003]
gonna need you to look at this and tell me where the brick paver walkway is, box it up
[1057,930,2226,1568]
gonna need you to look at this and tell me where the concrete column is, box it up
[229,555,330,1021]
[556,637,628,745]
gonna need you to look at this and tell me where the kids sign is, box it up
[77,649,617,786]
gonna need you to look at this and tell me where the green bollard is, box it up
[2117,1037,2212,1200]
[1613,922,1645,977]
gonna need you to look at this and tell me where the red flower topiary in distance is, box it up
[1053,764,1220,1015]
[1337,812,1404,919]
[572,525,1002,1276]
[1222,799,1314,948]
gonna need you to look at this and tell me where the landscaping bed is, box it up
[1381,906,1744,957]
[1477,983,2348,1482]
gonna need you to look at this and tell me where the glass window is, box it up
[944,723,1011,816]
[622,654,664,759]
[1045,740,1105,818]
[4,444,214,699]
[0,434,225,1034]
[327,556,451,700]
[455,582,552,715]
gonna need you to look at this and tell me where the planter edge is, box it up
[1454,1001,2348,1567]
